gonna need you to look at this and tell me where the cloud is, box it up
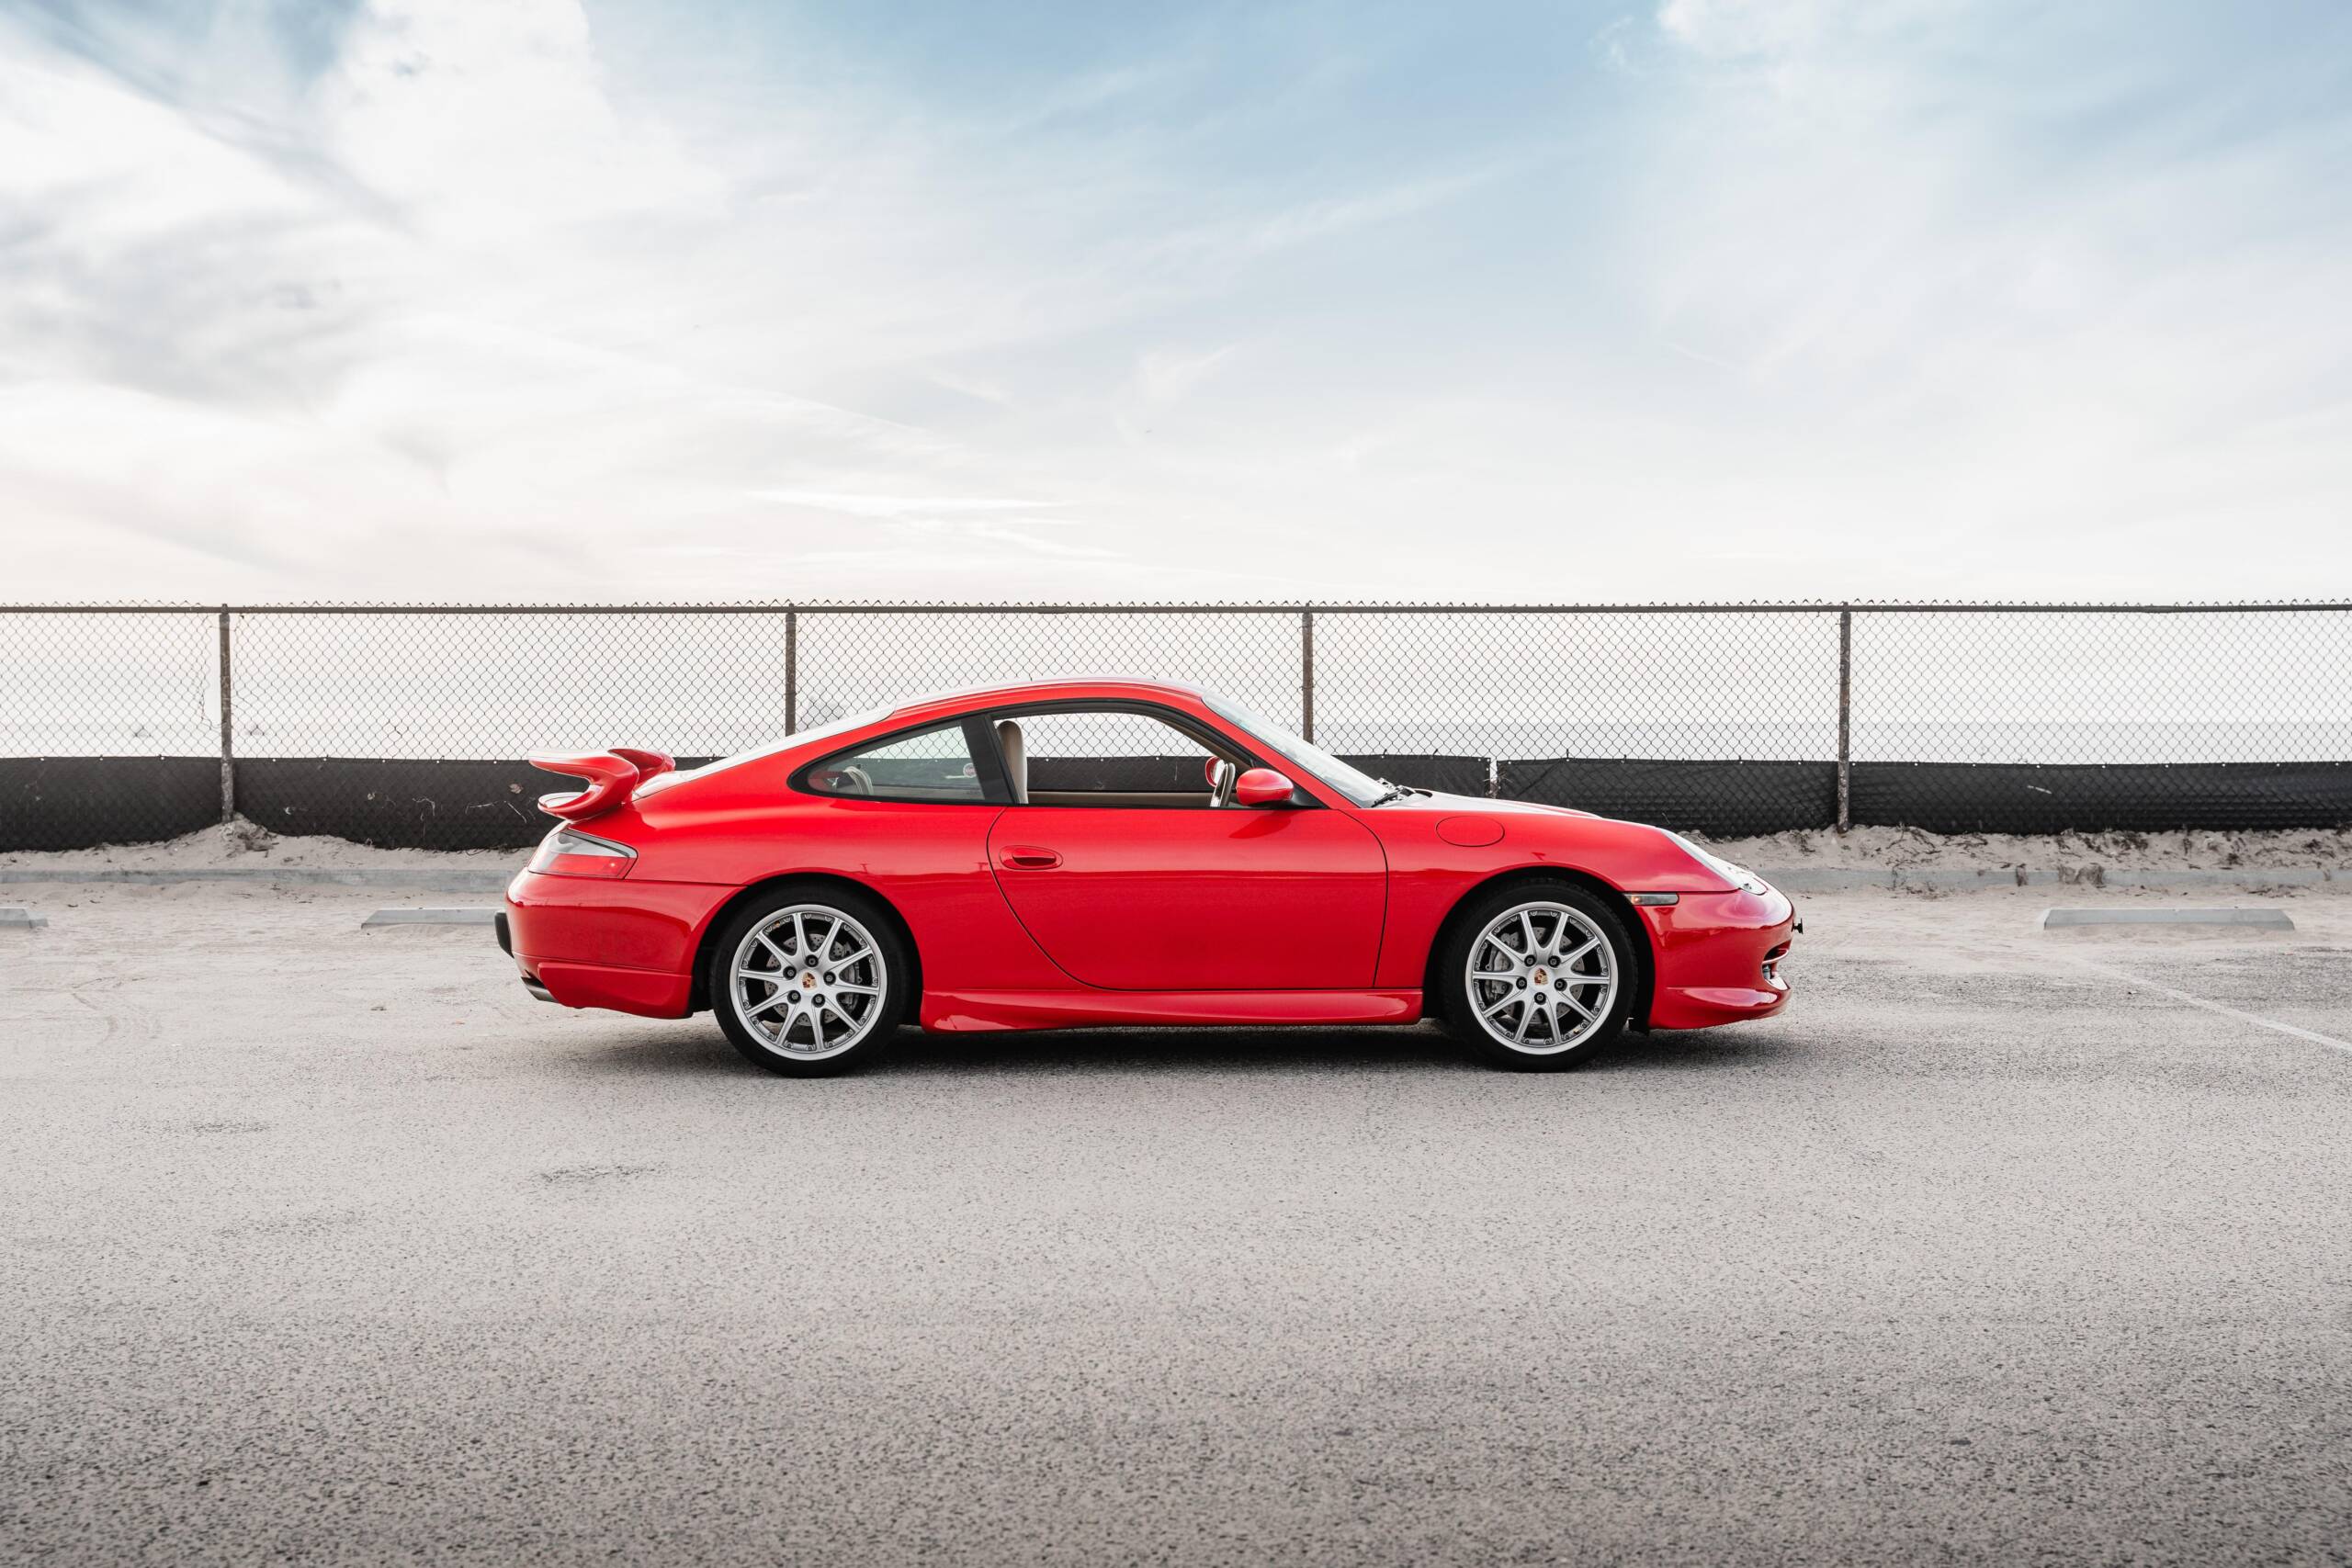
[1130,158,1532,288]
[753,491,1066,519]
[324,0,725,238]
[1656,0,1833,60]
[1134,344,1239,406]
[0,0,1066,592]
[922,367,1013,407]
[1,0,1561,601]
[3,0,2350,607]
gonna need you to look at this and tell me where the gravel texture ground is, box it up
[4,882,2349,1566]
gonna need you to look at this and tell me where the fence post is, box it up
[1299,606,1315,743]
[217,606,235,826]
[1836,604,1852,834]
[785,607,798,735]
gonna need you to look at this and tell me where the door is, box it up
[983,706,1387,990]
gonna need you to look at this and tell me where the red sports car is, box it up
[501,678,1794,1075]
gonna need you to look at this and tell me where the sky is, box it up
[2,0,2349,605]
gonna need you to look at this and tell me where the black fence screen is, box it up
[4,603,2349,851]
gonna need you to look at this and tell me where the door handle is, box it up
[999,845,1062,870]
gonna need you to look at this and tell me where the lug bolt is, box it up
[1516,977,1528,989]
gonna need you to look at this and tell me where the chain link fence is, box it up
[5,603,2350,851]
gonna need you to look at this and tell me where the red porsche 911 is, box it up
[501,678,1794,1075]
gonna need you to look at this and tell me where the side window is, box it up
[805,723,984,802]
[1000,709,1237,807]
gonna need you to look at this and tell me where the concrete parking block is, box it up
[0,907,47,928]
[2040,906,2295,931]
[361,907,499,929]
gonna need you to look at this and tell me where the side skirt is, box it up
[920,988,1424,1033]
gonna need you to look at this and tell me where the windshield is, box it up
[1205,694,1390,807]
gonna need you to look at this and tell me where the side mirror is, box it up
[1233,767,1295,807]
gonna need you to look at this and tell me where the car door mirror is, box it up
[1233,767,1295,807]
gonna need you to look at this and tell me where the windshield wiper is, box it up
[1369,777,1423,807]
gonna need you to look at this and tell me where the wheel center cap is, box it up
[1532,967,1548,985]
[799,972,815,989]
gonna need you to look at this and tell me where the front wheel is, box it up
[1434,882,1638,1070]
[707,885,910,1077]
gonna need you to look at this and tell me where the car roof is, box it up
[888,676,1206,722]
[637,678,1219,799]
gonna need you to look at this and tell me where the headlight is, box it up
[1663,831,1770,897]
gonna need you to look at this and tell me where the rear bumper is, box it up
[1640,886,1795,1030]
[503,869,725,1020]
[526,960,693,1017]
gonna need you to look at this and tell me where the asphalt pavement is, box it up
[4,884,2348,1566]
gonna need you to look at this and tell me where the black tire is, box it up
[706,882,912,1077]
[1432,880,1640,1071]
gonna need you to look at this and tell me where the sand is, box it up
[0,818,524,871]
[1690,822,2352,872]
[8,815,2350,876]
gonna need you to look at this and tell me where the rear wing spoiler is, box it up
[527,749,675,821]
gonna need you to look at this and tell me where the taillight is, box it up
[529,827,638,880]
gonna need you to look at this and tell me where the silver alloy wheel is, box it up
[729,904,888,1061]
[1464,901,1619,1055]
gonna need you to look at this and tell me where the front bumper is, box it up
[1639,885,1795,1030]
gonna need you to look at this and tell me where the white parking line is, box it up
[2061,953,2352,1057]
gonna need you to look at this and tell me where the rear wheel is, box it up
[1435,882,1637,1070]
[707,885,910,1077]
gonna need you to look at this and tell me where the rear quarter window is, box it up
[803,722,984,802]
